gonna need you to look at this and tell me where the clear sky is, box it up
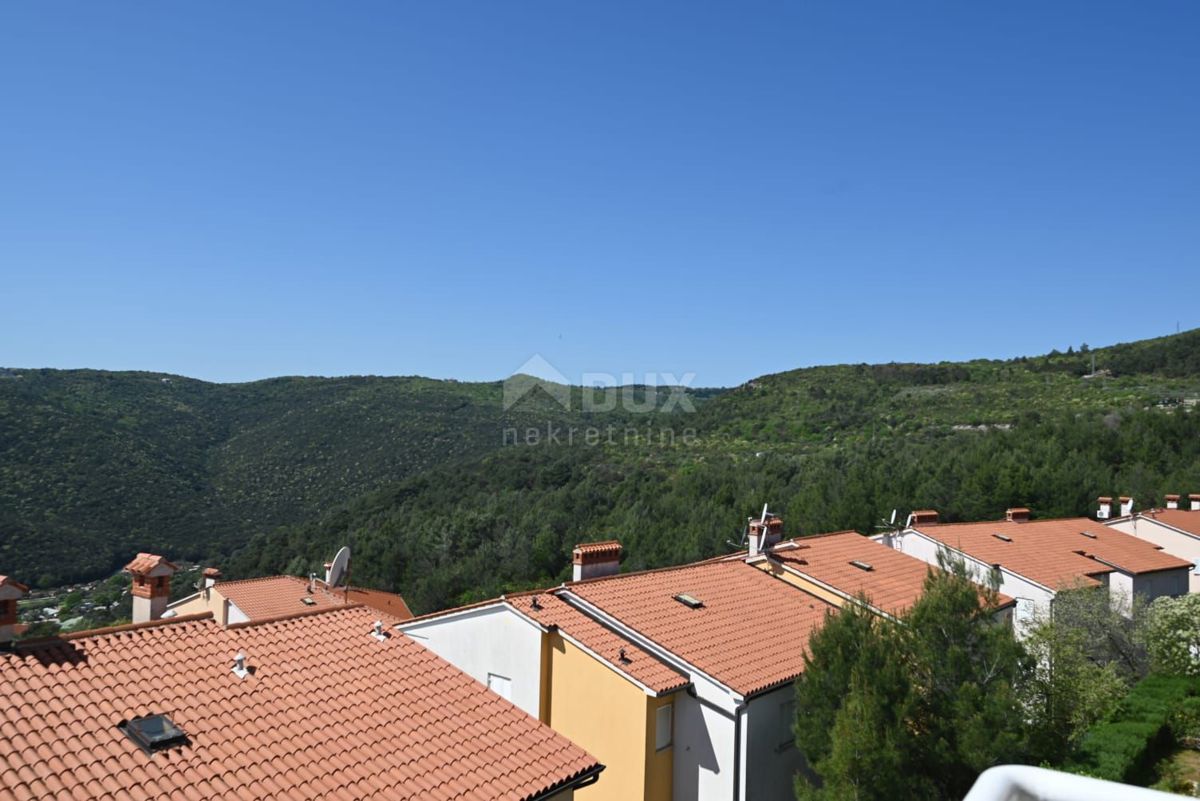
[2,2,1197,387]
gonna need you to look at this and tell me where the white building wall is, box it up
[1110,518,1200,593]
[400,605,544,718]
[882,531,1053,639]
[746,683,809,801]
[673,673,738,801]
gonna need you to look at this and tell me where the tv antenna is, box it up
[726,503,772,550]
[874,509,902,544]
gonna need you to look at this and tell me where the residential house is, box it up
[399,518,956,801]
[0,555,601,801]
[876,508,1190,635]
[1106,494,1200,592]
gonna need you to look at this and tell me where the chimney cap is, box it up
[1165,494,1181,501]
[1190,494,1200,501]
[202,567,222,579]
[911,509,940,525]
[572,540,622,565]
[1098,496,1113,503]
[124,553,178,577]
[1119,496,1133,502]
[1006,507,1031,522]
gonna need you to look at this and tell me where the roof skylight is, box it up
[849,560,874,572]
[673,593,704,609]
[992,533,1013,542]
[118,714,188,754]
[1080,531,1098,539]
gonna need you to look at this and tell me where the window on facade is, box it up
[655,703,673,750]
[779,700,796,748]
[486,672,512,702]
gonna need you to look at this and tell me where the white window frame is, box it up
[655,703,673,751]
[487,672,513,702]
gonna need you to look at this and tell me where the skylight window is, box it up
[849,560,874,572]
[1079,531,1098,539]
[674,593,704,609]
[301,596,316,606]
[118,714,188,754]
[992,533,1013,542]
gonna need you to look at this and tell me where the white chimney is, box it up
[572,541,622,581]
[372,620,388,641]
[1165,494,1180,510]
[1097,497,1112,520]
[748,513,784,556]
[203,567,221,590]
[232,652,249,679]
[1191,494,1200,512]
[0,575,29,645]
[1120,496,1134,517]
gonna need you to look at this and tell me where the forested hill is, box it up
[3,328,1200,594]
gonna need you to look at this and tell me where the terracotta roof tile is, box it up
[344,587,413,620]
[566,559,837,697]
[0,606,598,801]
[769,532,937,613]
[508,592,688,694]
[122,554,177,575]
[913,516,1191,589]
[767,531,1014,612]
[1142,509,1200,538]
[215,576,351,621]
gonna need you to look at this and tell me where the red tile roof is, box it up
[566,559,837,697]
[123,553,178,575]
[216,576,351,621]
[508,592,688,695]
[1141,509,1200,538]
[0,605,599,801]
[769,532,1014,613]
[769,532,936,613]
[912,516,1191,589]
[345,587,414,620]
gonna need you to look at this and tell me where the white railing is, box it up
[963,765,1181,801]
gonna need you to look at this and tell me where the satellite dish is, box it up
[326,546,351,587]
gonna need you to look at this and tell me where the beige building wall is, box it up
[546,632,673,801]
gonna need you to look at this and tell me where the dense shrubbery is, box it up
[1064,675,1199,784]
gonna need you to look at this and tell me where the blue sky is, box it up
[2,2,1197,387]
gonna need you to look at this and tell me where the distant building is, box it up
[876,508,1190,635]
[1106,494,1200,592]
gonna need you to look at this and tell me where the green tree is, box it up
[794,567,1031,800]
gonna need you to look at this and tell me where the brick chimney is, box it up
[1165,494,1181,510]
[1097,496,1113,520]
[1191,494,1200,512]
[910,509,940,527]
[572,541,622,581]
[1119,496,1134,517]
[0,575,29,645]
[1006,507,1031,523]
[748,514,784,556]
[125,553,178,623]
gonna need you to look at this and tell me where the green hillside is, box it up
[230,330,1200,614]
[2,329,1199,596]
[0,369,677,585]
